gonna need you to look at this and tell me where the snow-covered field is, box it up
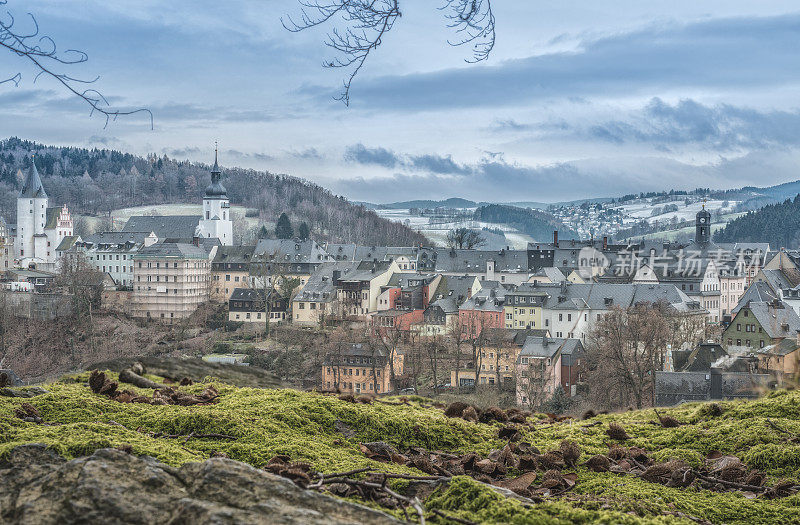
[616,199,737,224]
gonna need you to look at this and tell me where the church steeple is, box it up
[211,142,220,183]
[204,143,227,199]
[20,155,47,198]
[695,198,711,244]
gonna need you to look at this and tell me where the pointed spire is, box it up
[212,141,220,174]
[204,143,227,199]
[20,154,47,198]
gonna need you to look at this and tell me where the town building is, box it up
[516,336,585,407]
[77,231,157,288]
[211,245,255,301]
[723,299,800,351]
[228,287,288,325]
[131,240,217,322]
[321,343,403,394]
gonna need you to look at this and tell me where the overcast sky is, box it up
[2,1,800,203]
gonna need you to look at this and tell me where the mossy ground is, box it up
[2,373,800,524]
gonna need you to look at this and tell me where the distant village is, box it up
[2,152,799,408]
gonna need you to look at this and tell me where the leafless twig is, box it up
[0,1,152,128]
[283,0,494,105]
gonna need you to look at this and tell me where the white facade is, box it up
[15,161,72,270]
[196,149,233,246]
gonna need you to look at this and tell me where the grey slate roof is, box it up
[746,301,800,339]
[293,261,360,303]
[229,287,266,302]
[133,241,209,259]
[427,297,458,314]
[432,248,529,273]
[213,245,255,264]
[122,215,201,239]
[254,239,329,263]
[759,338,800,357]
[19,161,47,198]
[518,336,582,360]
[83,231,151,246]
[731,281,780,314]
[431,275,477,304]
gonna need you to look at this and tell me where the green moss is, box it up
[3,374,800,524]
[425,477,681,524]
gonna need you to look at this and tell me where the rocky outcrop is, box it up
[85,357,287,389]
[0,445,399,524]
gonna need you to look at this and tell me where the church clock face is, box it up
[700,217,706,223]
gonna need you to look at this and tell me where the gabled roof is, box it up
[426,297,458,314]
[745,301,800,339]
[55,235,80,251]
[518,336,582,359]
[432,248,529,273]
[254,239,329,264]
[83,231,152,246]
[19,160,47,198]
[293,261,360,303]
[213,245,255,264]
[339,260,393,282]
[229,287,267,302]
[678,343,728,372]
[122,215,201,239]
[731,281,780,314]
[759,338,800,357]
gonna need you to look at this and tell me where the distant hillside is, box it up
[714,195,800,248]
[0,137,427,246]
[473,204,578,242]
[379,197,478,209]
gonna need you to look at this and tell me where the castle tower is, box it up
[16,156,48,261]
[695,199,711,245]
[198,145,233,245]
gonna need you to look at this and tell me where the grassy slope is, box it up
[2,373,800,524]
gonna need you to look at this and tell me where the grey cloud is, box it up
[344,143,472,175]
[590,98,800,150]
[303,14,800,110]
[344,143,400,168]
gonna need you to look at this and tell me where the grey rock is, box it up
[0,446,400,524]
[0,386,49,398]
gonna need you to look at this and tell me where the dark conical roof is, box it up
[20,157,47,198]
[204,146,228,199]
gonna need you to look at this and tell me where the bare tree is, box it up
[284,0,495,105]
[0,1,151,127]
[447,227,486,250]
[587,304,670,410]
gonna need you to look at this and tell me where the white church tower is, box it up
[198,145,233,246]
[16,156,48,261]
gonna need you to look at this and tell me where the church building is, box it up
[195,147,233,246]
[15,157,73,271]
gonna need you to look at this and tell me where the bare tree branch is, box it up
[284,0,494,105]
[439,0,495,63]
[0,1,152,128]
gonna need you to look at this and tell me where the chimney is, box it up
[603,236,608,251]
[553,230,559,247]
[332,270,341,284]
[192,236,200,247]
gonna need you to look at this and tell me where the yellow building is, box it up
[503,284,547,330]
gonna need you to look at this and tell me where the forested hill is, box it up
[473,204,578,242]
[714,195,800,248]
[0,137,427,246]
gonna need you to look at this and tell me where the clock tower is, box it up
[695,200,711,245]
